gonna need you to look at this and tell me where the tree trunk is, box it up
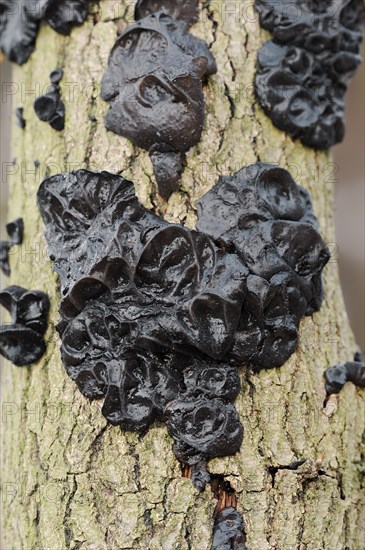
[1,1,364,549]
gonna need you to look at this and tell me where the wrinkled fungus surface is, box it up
[0,285,49,366]
[135,0,199,25]
[212,507,247,550]
[37,165,329,482]
[0,0,90,64]
[101,2,216,199]
[325,352,365,394]
[0,218,24,276]
[34,68,65,131]
[255,0,365,148]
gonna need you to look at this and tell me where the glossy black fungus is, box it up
[37,165,328,476]
[0,0,89,65]
[34,69,65,131]
[149,148,184,200]
[0,218,24,276]
[254,0,365,148]
[190,461,211,492]
[135,0,199,25]
[50,68,63,84]
[101,8,216,199]
[15,107,26,129]
[38,0,89,35]
[325,353,365,394]
[196,163,330,368]
[166,397,243,464]
[212,508,247,550]
[0,285,49,366]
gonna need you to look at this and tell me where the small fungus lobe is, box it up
[212,507,247,550]
[254,0,365,148]
[15,107,26,129]
[135,0,199,25]
[101,0,216,199]
[37,164,329,484]
[0,285,50,366]
[34,68,65,131]
[325,352,365,395]
[0,218,24,276]
[0,0,90,65]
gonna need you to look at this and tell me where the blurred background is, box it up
[333,59,365,352]
[1,57,364,351]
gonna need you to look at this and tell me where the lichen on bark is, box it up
[1,1,364,549]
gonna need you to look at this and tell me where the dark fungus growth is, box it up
[101,2,217,199]
[212,508,247,550]
[34,69,65,131]
[325,352,365,395]
[0,285,50,366]
[135,0,199,25]
[0,0,90,65]
[15,107,26,129]
[254,0,365,148]
[0,218,24,276]
[37,164,329,486]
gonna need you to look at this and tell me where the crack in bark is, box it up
[64,475,77,549]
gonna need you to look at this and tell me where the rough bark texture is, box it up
[1,2,364,549]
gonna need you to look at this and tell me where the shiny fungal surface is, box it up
[325,353,365,394]
[212,507,247,550]
[0,285,50,366]
[254,0,365,148]
[33,68,65,131]
[0,218,24,276]
[101,2,216,199]
[0,0,90,64]
[37,165,329,482]
[135,0,199,25]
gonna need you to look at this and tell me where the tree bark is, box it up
[1,1,364,549]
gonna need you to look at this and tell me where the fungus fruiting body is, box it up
[0,0,90,64]
[37,164,329,484]
[212,508,247,550]
[135,0,199,25]
[15,107,26,129]
[325,353,365,394]
[101,1,217,199]
[254,0,365,148]
[0,218,24,276]
[33,69,65,131]
[0,285,50,366]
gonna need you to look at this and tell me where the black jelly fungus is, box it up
[15,107,26,129]
[101,6,216,199]
[0,0,90,65]
[196,163,330,368]
[325,353,365,394]
[34,70,65,131]
[50,67,63,84]
[254,0,365,148]
[0,243,12,277]
[37,165,329,480]
[0,218,24,276]
[0,285,49,366]
[212,507,247,550]
[135,0,199,25]
[190,461,211,492]
[149,149,184,200]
